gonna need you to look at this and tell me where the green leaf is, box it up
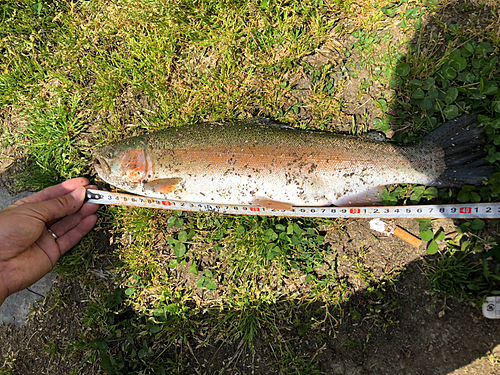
[427,240,439,254]
[414,17,422,29]
[481,56,498,76]
[381,5,397,17]
[138,349,147,359]
[32,2,43,14]
[489,173,500,195]
[167,216,177,228]
[427,86,439,100]
[266,245,280,260]
[189,262,198,275]
[153,308,165,316]
[424,187,438,199]
[422,77,435,90]
[420,98,433,111]
[457,71,476,83]
[470,192,481,203]
[125,287,135,296]
[100,355,114,372]
[264,228,278,241]
[441,66,457,80]
[477,42,493,54]
[389,76,402,89]
[178,231,188,242]
[174,242,186,258]
[373,117,388,132]
[410,186,425,203]
[480,79,498,95]
[410,79,422,87]
[382,190,397,205]
[260,0,269,9]
[196,276,206,288]
[293,223,303,234]
[443,105,459,119]
[205,269,213,278]
[471,219,485,230]
[412,88,425,99]
[493,101,500,113]
[472,57,485,69]
[205,279,217,290]
[150,324,161,333]
[457,188,470,202]
[416,219,432,233]
[420,229,434,242]
[376,98,388,113]
[444,87,458,104]
[461,41,475,57]
[435,231,446,241]
[275,224,286,231]
[439,188,452,199]
[166,303,178,314]
[396,62,411,77]
[449,56,467,72]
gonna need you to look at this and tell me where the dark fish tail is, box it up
[422,113,495,187]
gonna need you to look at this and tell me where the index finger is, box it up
[16,178,90,205]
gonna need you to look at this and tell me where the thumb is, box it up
[27,186,87,224]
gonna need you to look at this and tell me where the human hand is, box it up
[0,178,98,306]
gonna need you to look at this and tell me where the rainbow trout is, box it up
[94,114,494,208]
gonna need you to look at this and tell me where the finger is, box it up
[15,178,90,205]
[25,186,87,224]
[48,202,99,235]
[44,184,99,227]
[35,228,64,267]
[56,214,98,255]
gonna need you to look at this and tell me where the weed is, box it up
[4,96,89,189]
[0,352,16,375]
[417,219,446,255]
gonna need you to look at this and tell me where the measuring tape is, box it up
[86,189,500,219]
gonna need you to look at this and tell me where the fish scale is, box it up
[93,114,494,209]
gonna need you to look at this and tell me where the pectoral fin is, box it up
[143,178,182,194]
[332,186,385,207]
[251,198,293,211]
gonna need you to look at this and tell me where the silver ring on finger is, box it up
[47,228,58,240]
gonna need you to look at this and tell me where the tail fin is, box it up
[421,113,495,188]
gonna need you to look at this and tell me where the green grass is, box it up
[1,0,500,373]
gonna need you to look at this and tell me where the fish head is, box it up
[93,139,152,189]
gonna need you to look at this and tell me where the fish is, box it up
[93,114,494,209]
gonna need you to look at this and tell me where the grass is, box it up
[1,0,500,373]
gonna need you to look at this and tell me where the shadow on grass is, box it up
[1,2,500,375]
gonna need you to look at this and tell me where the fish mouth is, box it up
[93,156,110,179]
